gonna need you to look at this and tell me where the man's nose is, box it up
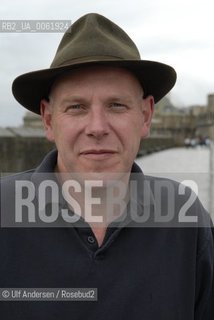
[85,107,110,138]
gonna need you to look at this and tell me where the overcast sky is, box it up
[0,0,213,127]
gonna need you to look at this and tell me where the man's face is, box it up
[41,66,154,181]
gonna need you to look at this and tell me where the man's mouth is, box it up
[80,149,117,159]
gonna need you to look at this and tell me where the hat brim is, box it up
[12,59,176,114]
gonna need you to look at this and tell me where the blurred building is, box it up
[195,94,214,140]
[23,111,43,128]
[151,93,214,144]
[0,112,53,173]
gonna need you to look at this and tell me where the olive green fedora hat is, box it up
[12,13,177,114]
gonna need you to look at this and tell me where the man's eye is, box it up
[65,104,84,112]
[110,103,126,109]
[70,104,81,109]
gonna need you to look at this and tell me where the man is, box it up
[0,13,213,319]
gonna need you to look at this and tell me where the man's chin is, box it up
[72,171,130,187]
[56,169,127,185]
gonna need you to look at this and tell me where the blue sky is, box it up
[0,0,213,126]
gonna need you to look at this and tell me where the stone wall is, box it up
[138,136,175,156]
[0,128,54,174]
[1,137,53,173]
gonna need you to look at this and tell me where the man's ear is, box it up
[141,95,154,139]
[40,99,55,142]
